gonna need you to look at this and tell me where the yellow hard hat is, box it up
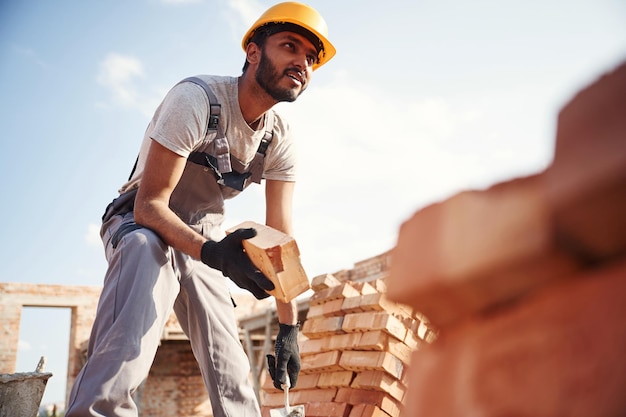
[242,2,336,70]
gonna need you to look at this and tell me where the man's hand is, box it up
[201,228,274,299]
[266,323,300,390]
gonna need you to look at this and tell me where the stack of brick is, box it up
[261,272,430,417]
[387,60,626,416]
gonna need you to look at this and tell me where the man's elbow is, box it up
[133,196,155,228]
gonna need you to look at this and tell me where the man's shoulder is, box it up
[266,108,291,137]
[185,75,236,90]
[166,75,237,115]
[172,75,236,95]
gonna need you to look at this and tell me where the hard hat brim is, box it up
[242,11,336,70]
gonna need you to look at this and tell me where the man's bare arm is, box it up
[134,140,206,259]
[265,179,298,324]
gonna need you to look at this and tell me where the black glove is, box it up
[201,228,274,299]
[267,323,300,390]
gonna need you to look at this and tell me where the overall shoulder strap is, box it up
[177,77,233,172]
[257,110,274,156]
[177,76,221,130]
[127,77,223,181]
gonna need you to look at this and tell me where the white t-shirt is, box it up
[119,75,297,194]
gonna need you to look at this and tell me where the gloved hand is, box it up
[267,323,300,390]
[201,228,274,299]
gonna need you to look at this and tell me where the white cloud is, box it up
[221,0,265,42]
[96,53,161,117]
[85,224,101,247]
[97,53,144,103]
[225,0,264,25]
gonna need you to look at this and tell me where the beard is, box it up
[255,49,306,102]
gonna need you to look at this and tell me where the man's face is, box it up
[255,31,318,102]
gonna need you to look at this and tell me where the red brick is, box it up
[300,337,329,356]
[351,281,379,295]
[357,330,414,365]
[318,371,355,388]
[311,273,342,291]
[309,282,361,306]
[342,312,407,342]
[403,329,420,351]
[290,388,338,404]
[339,351,404,379]
[387,174,579,326]
[354,330,387,351]
[351,370,406,402]
[289,373,320,391]
[227,221,310,302]
[370,279,387,293]
[322,298,346,316]
[301,350,343,374]
[403,260,626,417]
[358,293,413,320]
[349,403,392,417]
[301,316,345,339]
[547,62,626,264]
[327,332,363,352]
[341,295,365,314]
[307,302,326,318]
[305,401,351,417]
[336,388,402,417]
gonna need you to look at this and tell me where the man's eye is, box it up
[306,55,316,66]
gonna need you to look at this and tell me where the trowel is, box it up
[269,375,305,417]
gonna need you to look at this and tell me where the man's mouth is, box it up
[285,69,305,86]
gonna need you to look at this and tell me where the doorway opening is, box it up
[16,306,71,410]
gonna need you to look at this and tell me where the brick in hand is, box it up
[226,221,310,302]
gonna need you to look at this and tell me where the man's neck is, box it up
[238,74,276,129]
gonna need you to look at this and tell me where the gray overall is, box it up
[66,78,273,417]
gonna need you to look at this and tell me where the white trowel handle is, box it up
[281,374,291,413]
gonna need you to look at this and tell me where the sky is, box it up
[2,0,626,407]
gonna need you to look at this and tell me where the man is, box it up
[65,2,336,416]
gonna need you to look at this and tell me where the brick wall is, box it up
[136,340,212,417]
[0,282,101,405]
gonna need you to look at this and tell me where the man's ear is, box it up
[245,42,261,67]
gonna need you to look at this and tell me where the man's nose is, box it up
[293,53,311,71]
